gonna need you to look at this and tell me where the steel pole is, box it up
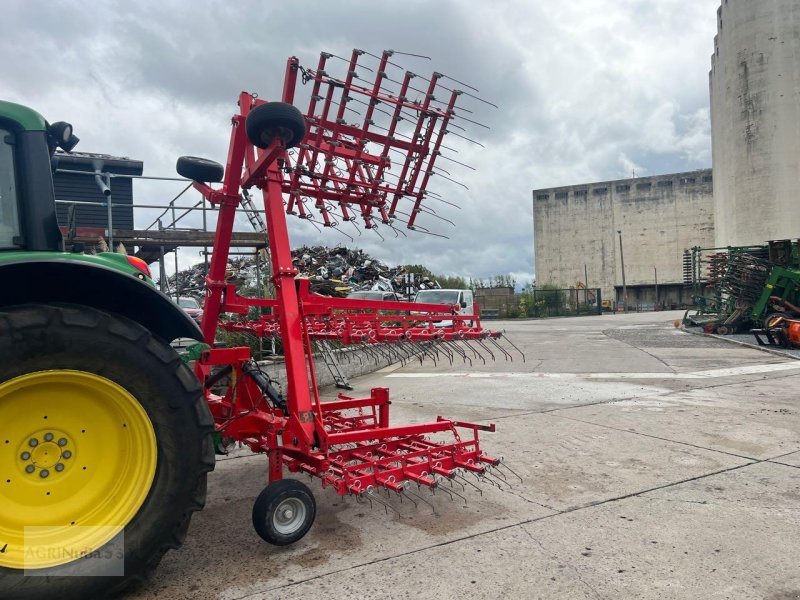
[654,266,658,310]
[617,230,627,312]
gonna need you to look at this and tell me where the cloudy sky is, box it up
[3,0,720,285]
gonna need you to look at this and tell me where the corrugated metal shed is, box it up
[53,151,143,231]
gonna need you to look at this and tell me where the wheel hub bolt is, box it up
[40,470,49,478]
[55,463,65,472]
[25,465,35,474]
[28,438,38,447]
[62,451,72,459]
[57,438,67,447]
[43,433,54,442]
[283,509,293,519]
[20,452,30,460]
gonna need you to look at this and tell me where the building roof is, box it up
[533,168,712,195]
[54,151,143,176]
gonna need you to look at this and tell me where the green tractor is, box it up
[0,100,214,599]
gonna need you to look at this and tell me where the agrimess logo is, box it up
[23,526,125,576]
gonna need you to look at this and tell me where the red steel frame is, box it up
[191,51,499,495]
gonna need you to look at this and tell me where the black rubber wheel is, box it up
[716,325,730,336]
[0,304,215,600]
[252,479,316,546]
[765,312,789,328]
[245,102,306,149]
[176,155,225,183]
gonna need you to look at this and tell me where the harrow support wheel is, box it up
[245,102,306,149]
[0,304,214,600]
[252,479,316,546]
[176,155,225,183]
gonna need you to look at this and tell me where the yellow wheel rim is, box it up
[0,370,157,569]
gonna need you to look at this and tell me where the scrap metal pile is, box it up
[166,246,443,299]
[292,245,439,296]
[176,49,520,543]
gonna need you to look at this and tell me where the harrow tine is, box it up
[476,339,496,361]
[399,344,417,365]
[363,345,382,365]
[419,342,439,366]
[456,473,484,496]
[465,340,486,364]
[501,334,526,363]
[350,345,364,365]
[488,463,507,481]
[447,340,472,366]
[432,476,467,506]
[410,342,425,365]
[497,459,524,484]
[431,170,469,191]
[432,480,453,501]
[437,341,454,365]
[446,483,468,506]
[390,344,408,364]
[397,489,417,509]
[404,488,436,515]
[356,493,374,510]
[365,488,400,516]
[437,153,477,171]
[488,337,513,362]
[372,344,393,363]
[474,470,503,490]
[426,195,461,209]
[481,471,511,491]
[415,206,456,227]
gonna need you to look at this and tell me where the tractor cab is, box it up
[0,100,79,253]
[0,127,20,248]
[0,99,203,343]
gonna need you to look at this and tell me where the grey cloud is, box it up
[2,0,720,285]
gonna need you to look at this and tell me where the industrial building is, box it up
[532,170,714,308]
[533,0,800,307]
[710,0,800,247]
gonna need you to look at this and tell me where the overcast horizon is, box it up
[3,0,720,285]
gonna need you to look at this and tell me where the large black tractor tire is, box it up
[0,304,215,600]
[245,102,307,149]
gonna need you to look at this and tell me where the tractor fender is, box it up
[0,259,202,343]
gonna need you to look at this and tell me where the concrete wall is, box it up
[475,287,516,316]
[710,0,800,247]
[533,171,714,304]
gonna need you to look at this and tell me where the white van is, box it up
[413,288,474,326]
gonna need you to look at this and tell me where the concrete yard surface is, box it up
[127,311,800,600]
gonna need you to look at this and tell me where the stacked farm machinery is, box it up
[684,240,800,343]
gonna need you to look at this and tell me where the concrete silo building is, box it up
[710,0,800,247]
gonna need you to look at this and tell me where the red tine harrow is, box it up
[178,49,521,544]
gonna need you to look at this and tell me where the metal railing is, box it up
[54,170,269,301]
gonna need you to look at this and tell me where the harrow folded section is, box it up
[218,280,524,364]
[184,49,513,545]
[286,390,499,496]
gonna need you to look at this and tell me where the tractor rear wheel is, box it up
[0,304,214,600]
